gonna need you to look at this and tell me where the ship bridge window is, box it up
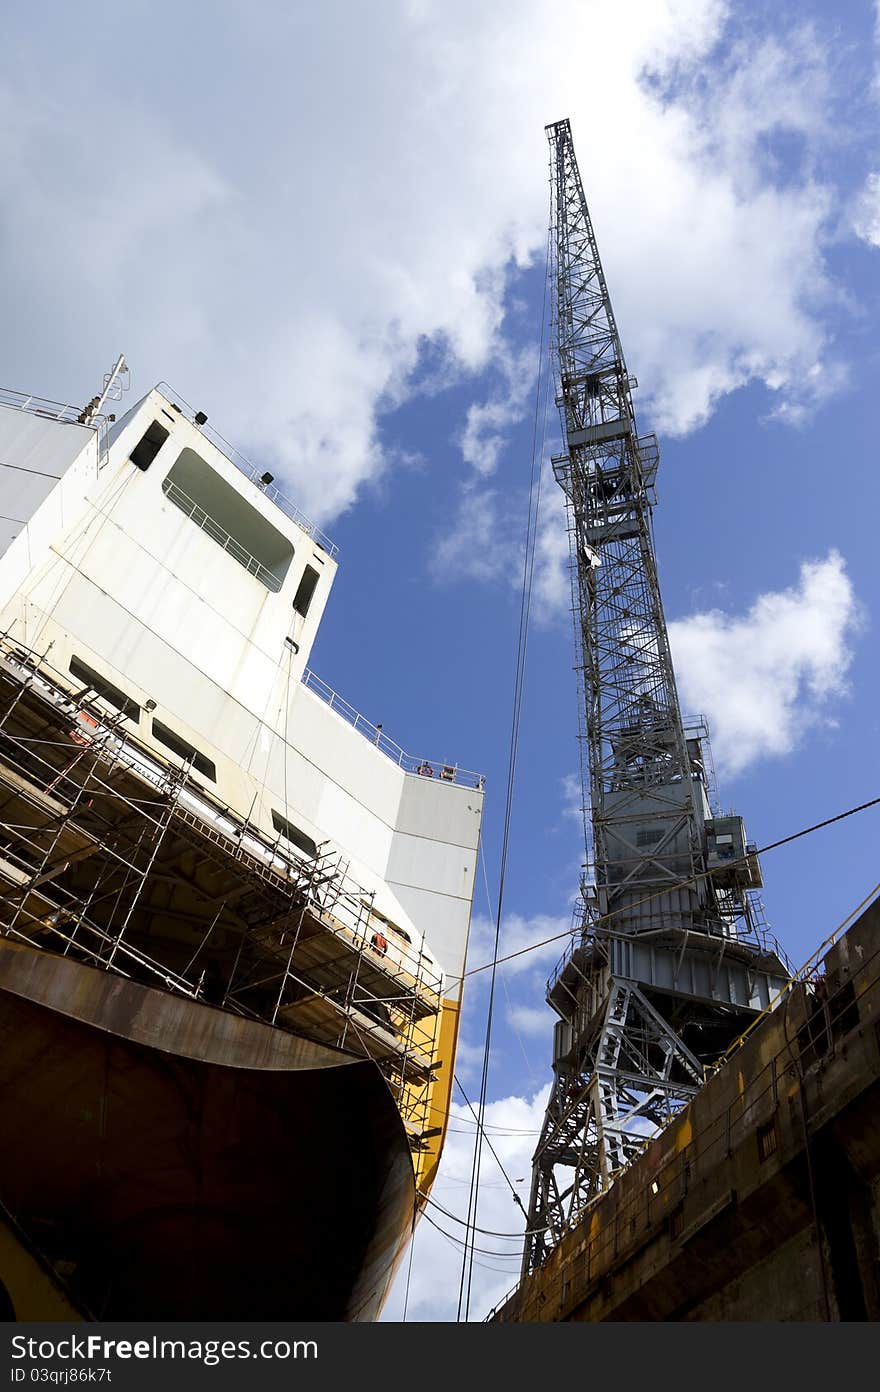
[163,448,295,592]
[69,655,140,721]
[130,420,170,471]
[293,565,320,618]
[151,718,216,781]
[271,810,318,858]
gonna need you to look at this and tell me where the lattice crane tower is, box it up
[522,119,790,1274]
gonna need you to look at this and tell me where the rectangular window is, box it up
[271,810,317,858]
[162,448,295,592]
[69,656,140,721]
[130,420,170,471]
[151,718,216,781]
[757,1119,778,1162]
[293,565,320,618]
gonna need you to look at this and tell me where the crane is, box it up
[522,119,790,1274]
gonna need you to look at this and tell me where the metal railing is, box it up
[0,634,444,1123]
[0,387,86,424]
[488,918,880,1321]
[155,383,337,557]
[544,911,791,1005]
[0,386,111,464]
[301,669,486,790]
[161,478,283,591]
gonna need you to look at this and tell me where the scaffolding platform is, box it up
[0,635,441,1137]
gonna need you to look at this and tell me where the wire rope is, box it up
[457,225,553,1320]
[458,793,880,982]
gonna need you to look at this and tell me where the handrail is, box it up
[0,386,111,464]
[489,912,880,1320]
[545,914,790,1001]
[0,635,444,1003]
[154,382,337,557]
[301,668,486,790]
[161,477,283,591]
[0,387,87,424]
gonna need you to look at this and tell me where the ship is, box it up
[0,363,484,1320]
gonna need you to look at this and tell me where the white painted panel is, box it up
[315,777,396,878]
[289,685,405,828]
[84,393,337,679]
[78,490,274,638]
[41,575,261,741]
[250,736,329,826]
[0,408,96,566]
[0,464,55,526]
[0,405,93,479]
[385,831,476,901]
[43,521,282,718]
[386,881,474,983]
[0,438,98,612]
[395,775,484,851]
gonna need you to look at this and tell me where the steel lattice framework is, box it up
[522,120,789,1275]
[547,119,700,933]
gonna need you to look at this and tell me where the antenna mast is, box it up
[522,120,788,1274]
[78,353,129,424]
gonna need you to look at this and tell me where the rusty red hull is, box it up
[0,941,415,1320]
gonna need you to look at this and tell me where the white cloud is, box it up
[695,28,830,186]
[432,457,572,624]
[468,910,571,978]
[766,357,851,427]
[506,1003,552,1037]
[447,1034,493,1090]
[853,172,880,248]
[668,550,863,778]
[532,483,572,617]
[0,2,856,530]
[560,772,583,823]
[559,19,842,437]
[431,485,511,587]
[382,1087,550,1321]
[459,344,539,479]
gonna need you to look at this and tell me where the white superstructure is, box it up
[0,381,483,993]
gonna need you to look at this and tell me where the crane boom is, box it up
[522,119,790,1274]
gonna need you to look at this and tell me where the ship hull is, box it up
[0,386,484,1321]
[0,941,415,1320]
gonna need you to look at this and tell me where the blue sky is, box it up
[3,0,880,1321]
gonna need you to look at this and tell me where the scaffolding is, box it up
[0,634,442,1143]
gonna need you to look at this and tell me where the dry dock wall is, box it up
[493,894,880,1322]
